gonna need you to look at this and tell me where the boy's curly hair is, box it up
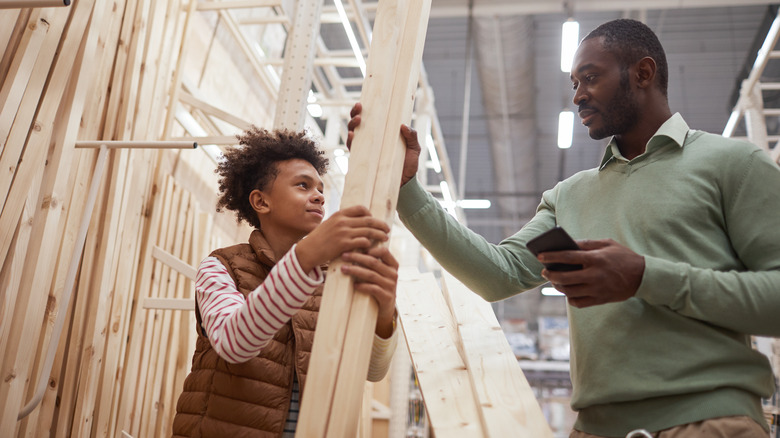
[216,127,329,230]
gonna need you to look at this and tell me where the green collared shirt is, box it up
[397,113,780,436]
[599,112,689,169]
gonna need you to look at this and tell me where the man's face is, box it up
[570,37,640,140]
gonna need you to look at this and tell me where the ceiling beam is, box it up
[427,0,780,17]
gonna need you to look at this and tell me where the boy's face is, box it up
[256,158,325,237]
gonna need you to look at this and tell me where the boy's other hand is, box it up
[295,205,389,273]
[341,246,399,338]
[347,103,422,187]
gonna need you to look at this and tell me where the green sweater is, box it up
[396,113,780,436]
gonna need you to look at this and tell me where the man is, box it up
[350,18,780,437]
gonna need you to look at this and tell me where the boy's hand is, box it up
[341,246,399,338]
[347,102,422,187]
[295,205,390,273]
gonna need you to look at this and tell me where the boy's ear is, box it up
[249,189,270,215]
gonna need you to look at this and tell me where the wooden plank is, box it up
[396,269,485,437]
[197,0,280,10]
[133,177,177,435]
[0,202,32,370]
[157,192,195,437]
[0,9,25,82]
[113,173,171,436]
[93,151,159,437]
[295,0,410,431]
[53,151,113,437]
[298,0,433,436]
[0,8,51,159]
[162,0,198,139]
[178,91,252,131]
[440,272,553,437]
[152,245,197,280]
[23,1,125,433]
[21,148,97,438]
[141,183,184,437]
[0,1,99,431]
[0,9,68,261]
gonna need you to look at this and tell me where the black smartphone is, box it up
[525,227,582,271]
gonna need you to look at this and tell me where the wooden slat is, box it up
[114,173,171,436]
[0,8,68,261]
[152,245,197,280]
[162,0,199,139]
[22,149,97,437]
[138,177,180,435]
[178,91,252,131]
[0,1,99,431]
[296,0,432,435]
[157,192,195,437]
[0,9,25,83]
[141,183,184,437]
[197,0,280,10]
[0,8,52,160]
[52,149,113,437]
[396,269,485,437]
[440,272,553,437]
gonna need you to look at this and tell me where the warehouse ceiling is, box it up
[420,1,777,244]
[183,1,779,323]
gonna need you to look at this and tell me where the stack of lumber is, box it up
[0,2,243,436]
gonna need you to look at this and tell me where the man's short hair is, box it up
[583,19,669,97]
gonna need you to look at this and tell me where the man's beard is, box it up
[589,69,640,140]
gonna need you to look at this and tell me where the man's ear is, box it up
[634,56,657,90]
[249,189,270,215]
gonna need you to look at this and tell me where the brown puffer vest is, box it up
[172,230,322,438]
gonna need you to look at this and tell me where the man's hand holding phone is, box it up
[526,227,646,308]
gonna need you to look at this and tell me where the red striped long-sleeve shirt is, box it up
[196,243,397,379]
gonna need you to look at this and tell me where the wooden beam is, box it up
[440,272,553,437]
[151,245,197,280]
[178,91,252,131]
[295,0,432,436]
[395,269,485,437]
[197,0,279,10]
[0,1,97,431]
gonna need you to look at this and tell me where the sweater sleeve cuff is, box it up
[397,177,432,219]
[634,255,686,307]
[366,315,399,382]
[288,243,325,285]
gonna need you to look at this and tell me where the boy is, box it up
[172,128,399,437]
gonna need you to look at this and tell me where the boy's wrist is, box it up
[294,242,317,274]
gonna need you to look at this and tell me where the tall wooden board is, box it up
[296,0,432,436]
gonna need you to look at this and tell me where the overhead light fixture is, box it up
[457,199,491,209]
[560,19,579,73]
[541,287,565,297]
[557,110,574,149]
[426,134,442,173]
[333,0,367,77]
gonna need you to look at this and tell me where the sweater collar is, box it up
[599,112,689,170]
